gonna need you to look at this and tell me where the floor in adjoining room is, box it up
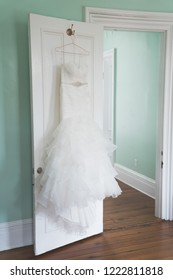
[1,181,173,260]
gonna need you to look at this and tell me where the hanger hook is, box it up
[66,24,75,36]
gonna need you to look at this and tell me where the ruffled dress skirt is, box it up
[37,115,122,232]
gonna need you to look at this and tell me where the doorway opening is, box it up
[86,7,173,219]
[103,30,163,200]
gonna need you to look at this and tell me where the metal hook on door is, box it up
[66,24,75,36]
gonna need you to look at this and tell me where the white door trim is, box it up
[85,7,173,220]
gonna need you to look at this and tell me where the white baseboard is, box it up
[115,163,156,199]
[0,219,33,252]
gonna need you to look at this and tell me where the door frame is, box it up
[86,7,173,220]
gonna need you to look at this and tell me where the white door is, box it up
[29,14,103,255]
[103,49,115,142]
[103,49,115,163]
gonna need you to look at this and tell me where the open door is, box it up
[29,14,103,255]
[103,49,115,163]
[103,49,115,142]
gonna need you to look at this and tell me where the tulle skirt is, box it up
[36,116,122,232]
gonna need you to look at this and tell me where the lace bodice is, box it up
[60,63,92,120]
[61,63,88,84]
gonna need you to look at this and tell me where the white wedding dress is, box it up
[37,63,122,233]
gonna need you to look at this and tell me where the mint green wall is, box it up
[104,31,161,179]
[0,0,172,224]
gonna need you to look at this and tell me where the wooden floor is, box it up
[1,181,173,260]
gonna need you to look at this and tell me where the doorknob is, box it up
[37,167,43,174]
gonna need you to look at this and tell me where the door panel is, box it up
[29,14,103,255]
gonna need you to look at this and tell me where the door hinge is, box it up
[161,151,163,168]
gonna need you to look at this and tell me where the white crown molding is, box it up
[85,7,173,23]
[0,219,33,252]
[86,8,173,32]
